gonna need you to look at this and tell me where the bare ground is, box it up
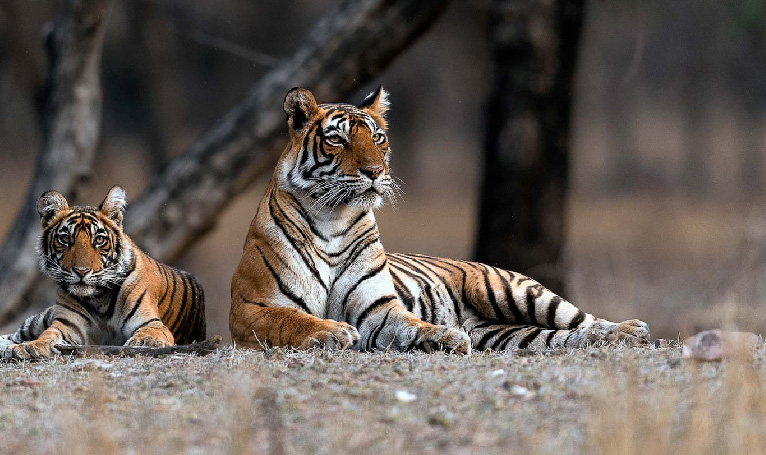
[1,343,765,455]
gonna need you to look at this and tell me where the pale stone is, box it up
[682,329,760,361]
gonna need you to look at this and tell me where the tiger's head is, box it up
[277,86,397,211]
[37,185,133,297]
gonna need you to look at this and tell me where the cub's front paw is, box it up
[126,330,173,348]
[300,321,359,350]
[3,340,58,360]
[417,325,471,355]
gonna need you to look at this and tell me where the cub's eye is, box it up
[325,135,344,147]
[372,132,386,144]
[56,233,70,245]
[94,234,108,248]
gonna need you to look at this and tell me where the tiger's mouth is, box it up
[349,188,384,209]
[67,282,101,297]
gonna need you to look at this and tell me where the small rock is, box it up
[490,369,505,377]
[27,403,43,412]
[7,379,41,388]
[654,339,672,349]
[70,359,113,370]
[395,390,417,402]
[509,385,529,396]
[503,381,536,398]
[286,356,314,369]
[427,410,455,427]
[682,329,760,361]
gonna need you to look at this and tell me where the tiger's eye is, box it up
[325,135,343,147]
[372,132,386,144]
[94,235,108,247]
[56,234,70,245]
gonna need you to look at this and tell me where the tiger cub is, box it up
[1,186,205,359]
[229,87,650,354]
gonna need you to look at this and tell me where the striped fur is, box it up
[229,87,650,354]
[1,186,205,359]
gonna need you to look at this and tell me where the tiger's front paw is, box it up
[615,319,650,345]
[3,339,58,360]
[585,319,650,347]
[416,325,472,355]
[126,327,173,348]
[300,321,359,350]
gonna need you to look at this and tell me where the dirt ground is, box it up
[0,343,765,455]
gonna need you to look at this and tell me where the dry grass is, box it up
[0,344,765,455]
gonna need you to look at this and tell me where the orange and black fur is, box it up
[0,186,205,359]
[230,87,650,354]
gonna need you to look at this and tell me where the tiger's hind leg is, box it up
[449,263,650,350]
[465,318,650,352]
[388,254,649,351]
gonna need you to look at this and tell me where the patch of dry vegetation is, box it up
[0,344,765,454]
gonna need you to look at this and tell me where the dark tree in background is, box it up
[475,0,585,294]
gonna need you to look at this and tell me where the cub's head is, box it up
[37,185,133,297]
[278,86,397,210]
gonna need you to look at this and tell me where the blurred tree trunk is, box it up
[474,0,584,295]
[0,0,449,327]
[736,30,766,198]
[680,34,709,197]
[127,0,181,172]
[0,1,49,123]
[0,0,111,327]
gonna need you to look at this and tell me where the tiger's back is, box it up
[125,256,206,346]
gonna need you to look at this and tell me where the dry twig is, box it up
[56,335,222,358]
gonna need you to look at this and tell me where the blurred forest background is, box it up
[0,0,765,341]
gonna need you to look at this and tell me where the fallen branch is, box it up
[0,0,448,328]
[57,335,222,358]
[124,0,449,260]
[0,0,112,326]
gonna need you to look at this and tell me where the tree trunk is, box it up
[0,0,111,327]
[474,0,585,295]
[126,0,181,172]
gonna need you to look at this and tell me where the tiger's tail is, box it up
[0,306,56,347]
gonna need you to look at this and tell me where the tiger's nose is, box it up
[73,267,90,278]
[359,165,383,180]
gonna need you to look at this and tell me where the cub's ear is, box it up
[284,87,319,133]
[99,185,127,226]
[358,85,390,129]
[37,191,69,226]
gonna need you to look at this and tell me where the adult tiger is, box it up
[0,186,206,359]
[230,87,650,354]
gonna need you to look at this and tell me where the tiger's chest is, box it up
[89,323,128,345]
[62,291,133,345]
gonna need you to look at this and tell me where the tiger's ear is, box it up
[284,87,319,133]
[37,191,69,226]
[358,85,390,129]
[99,185,127,227]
